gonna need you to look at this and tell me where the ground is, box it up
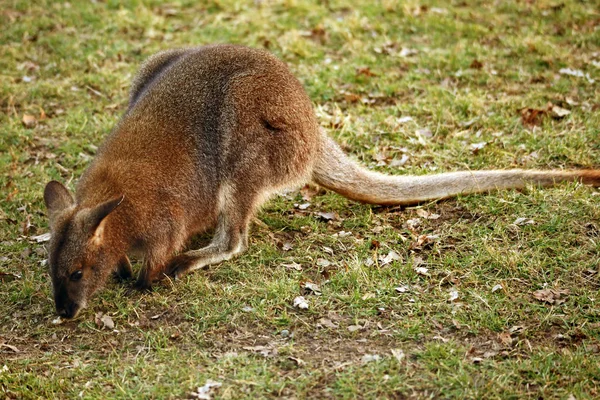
[1,0,599,399]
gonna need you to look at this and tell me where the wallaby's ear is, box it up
[44,181,75,227]
[86,195,125,240]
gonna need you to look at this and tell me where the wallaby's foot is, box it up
[164,211,251,280]
[114,255,133,282]
[165,253,198,280]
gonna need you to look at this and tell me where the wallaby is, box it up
[44,44,600,318]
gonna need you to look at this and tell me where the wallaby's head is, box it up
[43,181,124,318]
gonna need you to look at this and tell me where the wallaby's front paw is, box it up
[115,256,133,282]
[133,278,153,292]
[165,254,196,279]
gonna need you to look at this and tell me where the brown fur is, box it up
[43,44,600,318]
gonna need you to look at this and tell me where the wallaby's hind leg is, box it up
[165,212,250,279]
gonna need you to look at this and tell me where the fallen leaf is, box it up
[347,324,363,332]
[293,296,309,309]
[520,107,548,126]
[288,356,306,366]
[448,289,459,302]
[303,282,322,296]
[559,67,595,83]
[469,59,484,69]
[0,272,21,282]
[416,127,432,138]
[30,232,51,243]
[498,332,513,346]
[317,318,338,329]
[243,345,278,358]
[379,250,401,266]
[300,185,320,201]
[513,217,535,226]
[297,203,311,210]
[190,380,222,399]
[22,114,36,128]
[551,105,571,118]
[533,288,570,305]
[95,312,115,329]
[356,67,377,77]
[395,285,410,293]
[282,262,302,271]
[361,354,381,364]
[391,348,405,363]
[399,47,418,57]
[316,211,336,221]
[316,258,331,267]
[470,141,487,153]
[415,267,430,276]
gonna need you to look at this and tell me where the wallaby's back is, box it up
[79,45,321,237]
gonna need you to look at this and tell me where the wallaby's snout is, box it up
[54,285,83,318]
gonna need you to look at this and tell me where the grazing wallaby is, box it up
[44,44,600,318]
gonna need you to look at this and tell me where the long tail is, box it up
[312,135,600,206]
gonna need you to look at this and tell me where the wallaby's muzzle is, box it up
[54,286,83,319]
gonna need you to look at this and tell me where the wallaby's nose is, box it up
[57,303,77,318]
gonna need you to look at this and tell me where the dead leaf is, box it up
[391,348,405,363]
[288,356,306,366]
[361,354,381,364]
[95,312,115,329]
[415,267,430,277]
[296,203,311,210]
[379,250,401,266]
[395,285,410,293]
[491,284,503,293]
[533,288,570,304]
[513,217,535,226]
[317,318,338,329]
[316,211,336,221]
[470,141,487,153]
[551,105,571,118]
[282,262,302,271]
[448,289,459,302]
[293,296,309,309]
[22,114,36,128]
[356,67,377,77]
[498,332,513,346]
[347,324,363,332]
[303,282,322,296]
[300,185,320,201]
[520,107,548,126]
[469,59,484,69]
[0,272,21,282]
[243,345,277,358]
[190,379,222,399]
[30,232,51,243]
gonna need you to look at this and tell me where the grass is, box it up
[1,0,600,398]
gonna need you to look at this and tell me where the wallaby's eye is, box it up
[70,270,83,282]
